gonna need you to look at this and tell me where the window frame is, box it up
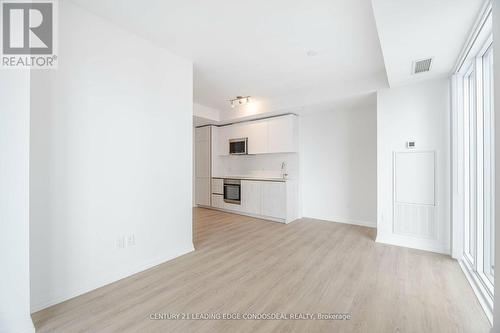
[457,32,494,308]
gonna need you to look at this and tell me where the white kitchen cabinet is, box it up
[196,178,211,206]
[215,114,297,155]
[209,178,298,223]
[195,125,210,142]
[240,180,262,215]
[267,115,298,153]
[211,178,223,195]
[217,125,230,155]
[223,200,243,212]
[211,125,219,157]
[211,126,225,177]
[195,142,210,178]
[211,194,224,209]
[242,120,268,155]
[195,126,211,206]
[218,121,268,155]
[261,181,286,219]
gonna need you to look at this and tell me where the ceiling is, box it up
[371,0,485,87]
[193,92,376,126]
[70,0,388,116]
[71,0,485,120]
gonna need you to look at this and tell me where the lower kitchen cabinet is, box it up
[211,178,223,195]
[211,194,223,209]
[241,180,262,215]
[241,180,293,222]
[224,202,242,212]
[261,182,286,219]
[210,178,298,223]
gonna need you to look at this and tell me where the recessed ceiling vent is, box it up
[412,58,433,74]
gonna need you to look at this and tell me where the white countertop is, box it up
[213,175,288,182]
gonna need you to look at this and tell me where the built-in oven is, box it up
[229,138,248,155]
[223,179,241,204]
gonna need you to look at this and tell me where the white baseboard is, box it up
[31,244,195,313]
[203,206,286,223]
[303,215,376,228]
[196,204,212,209]
[201,206,375,228]
[376,234,449,255]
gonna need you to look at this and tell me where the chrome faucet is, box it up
[281,162,288,179]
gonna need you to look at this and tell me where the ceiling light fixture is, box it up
[229,96,251,108]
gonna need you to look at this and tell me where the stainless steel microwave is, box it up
[229,138,248,155]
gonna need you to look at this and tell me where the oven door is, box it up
[224,183,241,204]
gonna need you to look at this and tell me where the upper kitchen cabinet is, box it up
[216,114,298,155]
[245,120,268,154]
[217,124,232,156]
[211,125,219,156]
[267,114,298,153]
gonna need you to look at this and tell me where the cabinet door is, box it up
[211,125,219,157]
[195,144,210,178]
[195,126,210,142]
[217,126,230,156]
[246,121,268,154]
[195,126,210,178]
[195,177,210,206]
[195,127,211,206]
[261,182,286,219]
[223,200,243,212]
[211,194,223,209]
[267,115,298,153]
[241,180,262,215]
[211,178,223,195]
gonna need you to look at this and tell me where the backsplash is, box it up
[213,153,298,179]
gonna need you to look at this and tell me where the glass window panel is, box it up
[464,67,476,266]
[482,45,494,284]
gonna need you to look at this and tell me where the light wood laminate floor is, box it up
[33,208,490,332]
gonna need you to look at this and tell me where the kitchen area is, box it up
[194,114,299,223]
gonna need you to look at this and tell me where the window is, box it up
[453,8,493,321]
[464,38,495,296]
[463,64,476,267]
[481,44,494,285]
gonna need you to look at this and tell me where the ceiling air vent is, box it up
[412,58,433,74]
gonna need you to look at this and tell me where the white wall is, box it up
[299,106,377,227]
[0,71,35,333]
[377,78,450,254]
[30,0,193,312]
